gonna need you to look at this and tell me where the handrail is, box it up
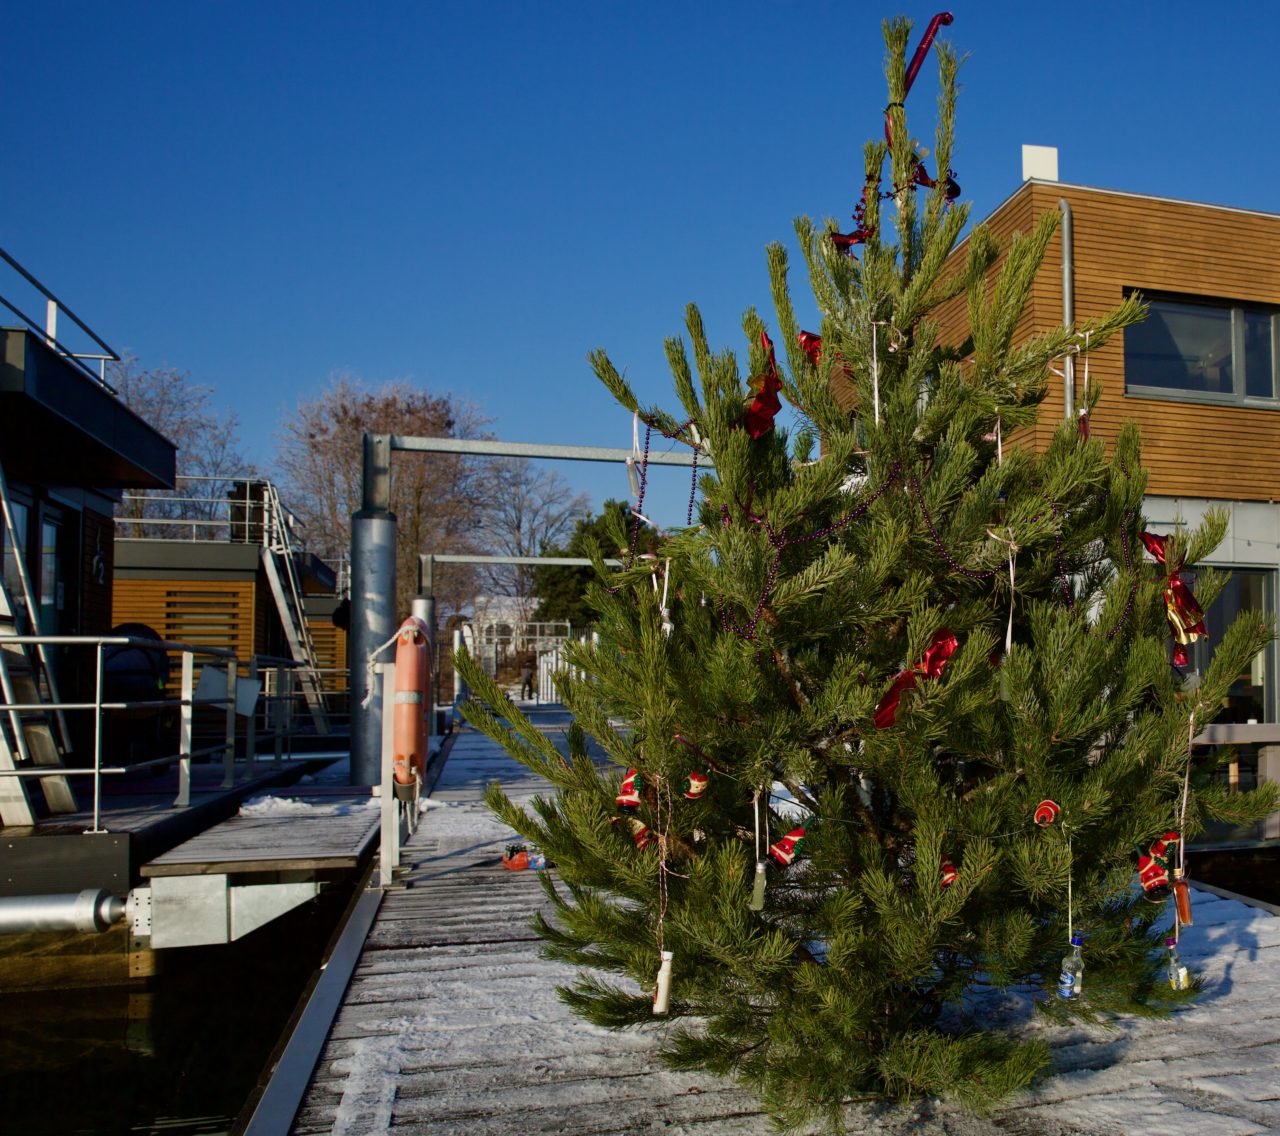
[0,632,315,832]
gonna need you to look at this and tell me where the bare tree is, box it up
[274,374,492,619]
[474,459,590,623]
[110,354,254,539]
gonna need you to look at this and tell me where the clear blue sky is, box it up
[5,2,1277,528]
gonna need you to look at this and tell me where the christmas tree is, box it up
[456,14,1279,1126]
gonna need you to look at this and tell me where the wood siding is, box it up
[307,617,347,691]
[933,182,1280,500]
[112,578,257,671]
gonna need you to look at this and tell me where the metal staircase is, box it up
[260,484,330,734]
[0,460,77,825]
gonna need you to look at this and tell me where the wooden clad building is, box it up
[933,179,1280,726]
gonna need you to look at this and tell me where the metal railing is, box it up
[0,246,120,390]
[0,634,318,834]
[115,476,310,550]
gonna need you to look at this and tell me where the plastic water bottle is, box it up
[1057,933,1084,999]
[1166,937,1189,990]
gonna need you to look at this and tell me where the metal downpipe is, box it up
[1060,197,1075,418]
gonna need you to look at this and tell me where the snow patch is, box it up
[238,794,379,817]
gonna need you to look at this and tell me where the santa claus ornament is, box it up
[616,769,643,811]
[1137,831,1180,901]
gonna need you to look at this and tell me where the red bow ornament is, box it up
[742,331,783,438]
[1138,533,1206,667]
[873,628,959,729]
[912,161,961,201]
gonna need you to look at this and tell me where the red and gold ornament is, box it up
[940,858,958,887]
[1138,533,1207,668]
[1034,800,1060,826]
[769,827,807,866]
[873,627,960,729]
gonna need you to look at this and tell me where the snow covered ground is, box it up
[294,716,1280,1135]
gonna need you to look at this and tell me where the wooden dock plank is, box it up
[143,791,380,876]
[290,715,1280,1136]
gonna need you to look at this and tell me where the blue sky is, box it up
[5,2,1277,528]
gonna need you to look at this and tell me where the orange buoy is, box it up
[393,616,431,789]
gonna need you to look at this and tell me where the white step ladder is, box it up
[0,461,77,825]
[260,484,330,735]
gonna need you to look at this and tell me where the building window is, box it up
[1124,293,1279,404]
[1184,565,1273,723]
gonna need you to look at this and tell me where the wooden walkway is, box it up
[291,714,1280,1136]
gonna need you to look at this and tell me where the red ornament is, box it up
[769,827,807,866]
[798,330,823,366]
[912,161,961,201]
[873,628,960,729]
[1034,800,1060,826]
[885,12,955,143]
[1137,830,1180,900]
[620,816,654,850]
[1077,408,1090,439]
[616,768,643,811]
[1139,533,1207,665]
[502,845,529,870]
[940,858,958,887]
[681,771,709,799]
[742,331,783,438]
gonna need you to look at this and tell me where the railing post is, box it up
[378,661,399,888]
[176,651,193,807]
[221,660,236,788]
[274,664,285,762]
[246,658,258,771]
[90,640,105,833]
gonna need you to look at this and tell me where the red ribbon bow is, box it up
[873,627,959,729]
[743,330,782,438]
[1138,533,1206,667]
[912,161,961,201]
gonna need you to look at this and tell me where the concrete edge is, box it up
[235,864,384,1135]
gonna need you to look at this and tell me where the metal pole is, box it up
[351,430,397,786]
[1061,198,1075,418]
[91,641,104,833]
[176,652,193,807]
[378,662,399,889]
[222,662,236,788]
[246,658,258,769]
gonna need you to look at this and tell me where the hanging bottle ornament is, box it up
[1166,938,1190,991]
[681,771,709,799]
[940,858,959,888]
[1034,800,1061,826]
[1137,831,1180,901]
[1172,867,1194,926]
[616,769,643,811]
[749,860,768,911]
[652,950,674,1014]
[769,827,807,866]
[1077,407,1090,439]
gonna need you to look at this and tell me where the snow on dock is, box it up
[290,713,1280,1135]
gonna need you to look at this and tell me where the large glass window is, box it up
[1125,293,1279,404]
[1186,566,1272,722]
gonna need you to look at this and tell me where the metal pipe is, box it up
[0,889,126,935]
[1060,197,1075,418]
[350,507,397,786]
[389,435,707,466]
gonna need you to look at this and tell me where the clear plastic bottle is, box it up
[1166,937,1189,990]
[1057,933,1084,999]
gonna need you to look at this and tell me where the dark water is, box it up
[0,877,356,1135]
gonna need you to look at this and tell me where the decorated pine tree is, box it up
[456,14,1279,1126]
